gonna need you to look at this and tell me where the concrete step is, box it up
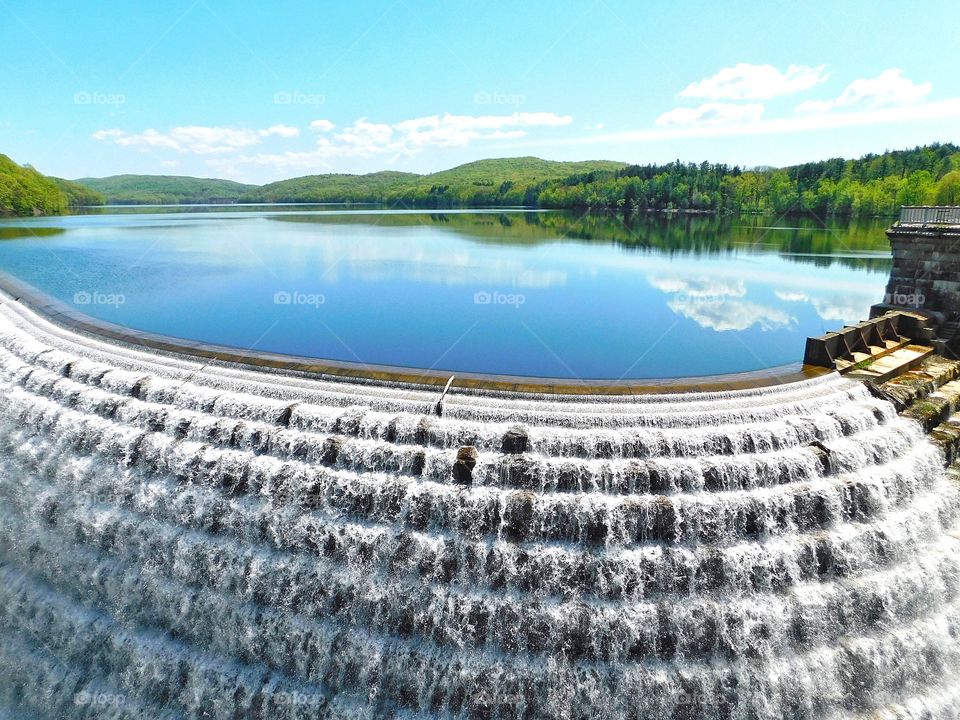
[843,344,934,383]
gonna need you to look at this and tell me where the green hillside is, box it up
[0,154,70,216]
[64,144,960,216]
[245,171,417,203]
[536,142,960,216]
[381,157,626,206]
[241,158,625,205]
[50,177,105,207]
[75,174,258,205]
[419,156,624,184]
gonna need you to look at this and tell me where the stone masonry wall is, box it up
[882,227,960,317]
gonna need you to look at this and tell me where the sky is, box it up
[1,0,958,183]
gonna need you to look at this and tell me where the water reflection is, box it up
[268,210,893,270]
[0,208,892,378]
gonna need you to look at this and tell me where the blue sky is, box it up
[1,0,958,183]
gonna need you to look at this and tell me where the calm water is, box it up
[0,207,892,379]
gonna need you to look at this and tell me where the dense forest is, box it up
[74,174,256,205]
[87,144,960,217]
[4,144,960,217]
[0,154,106,216]
[366,144,960,215]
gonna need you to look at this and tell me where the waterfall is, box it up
[0,294,958,720]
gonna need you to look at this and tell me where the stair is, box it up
[842,344,934,383]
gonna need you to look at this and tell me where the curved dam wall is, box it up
[0,293,959,719]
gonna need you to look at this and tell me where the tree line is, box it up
[376,143,960,216]
[5,144,960,217]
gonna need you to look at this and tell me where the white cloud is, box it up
[650,273,792,332]
[774,290,808,303]
[774,289,873,324]
[535,97,960,149]
[390,111,571,151]
[795,68,932,113]
[648,275,746,298]
[656,102,763,127]
[260,124,300,138]
[93,124,300,154]
[667,297,795,332]
[226,111,573,171]
[98,112,571,174]
[680,63,828,100]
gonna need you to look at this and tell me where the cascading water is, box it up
[0,292,958,720]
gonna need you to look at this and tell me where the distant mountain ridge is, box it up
[3,145,960,217]
[73,174,258,205]
[70,146,960,215]
[77,157,627,205]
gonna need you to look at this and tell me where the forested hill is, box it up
[242,158,626,205]
[0,154,105,216]
[578,142,960,217]
[74,174,258,205]
[7,143,960,217]
[73,144,960,217]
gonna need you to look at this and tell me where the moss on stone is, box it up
[903,399,949,431]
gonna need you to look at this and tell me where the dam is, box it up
[1,209,960,719]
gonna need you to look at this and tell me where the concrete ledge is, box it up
[0,271,829,396]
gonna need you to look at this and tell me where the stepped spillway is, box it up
[0,292,958,720]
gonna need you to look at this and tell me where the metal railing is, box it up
[899,206,960,225]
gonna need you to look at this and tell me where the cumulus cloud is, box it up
[228,111,573,171]
[93,124,299,154]
[391,111,571,151]
[656,102,763,127]
[98,112,571,173]
[774,289,872,324]
[773,290,809,303]
[680,63,828,100]
[260,124,300,138]
[795,68,932,114]
[667,297,795,332]
[648,275,746,298]
[650,274,792,331]
[538,96,960,150]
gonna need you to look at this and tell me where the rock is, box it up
[808,440,832,474]
[321,437,342,466]
[452,446,478,485]
[276,403,297,427]
[410,450,427,476]
[864,381,906,413]
[503,491,535,542]
[502,455,536,489]
[501,426,529,454]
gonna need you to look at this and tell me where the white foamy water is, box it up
[0,292,958,720]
